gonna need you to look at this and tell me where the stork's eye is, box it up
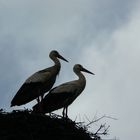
[77,64,82,69]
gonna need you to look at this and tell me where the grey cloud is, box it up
[0,1,140,139]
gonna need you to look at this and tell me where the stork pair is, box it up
[11,50,94,118]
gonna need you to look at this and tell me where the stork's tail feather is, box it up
[10,101,14,107]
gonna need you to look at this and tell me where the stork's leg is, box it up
[36,96,40,103]
[36,89,41,103]
[62,107,66,118]
[66,107,68,119]
[36,89,43,113]
[41,94,44,101]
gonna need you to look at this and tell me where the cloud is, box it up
[70,4,140,139]
[0,1,140,139]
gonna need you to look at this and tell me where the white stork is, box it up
[11,50,68,107]
[33,64,94,118]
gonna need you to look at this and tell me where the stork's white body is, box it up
[33,64,94,118]
[11,50,68,107]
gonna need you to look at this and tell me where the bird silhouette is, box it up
[33,64,94,118]
[11,50,68,107]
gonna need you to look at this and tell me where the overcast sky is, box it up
[0,0,140,139]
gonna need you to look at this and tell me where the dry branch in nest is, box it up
[0,109,116,140]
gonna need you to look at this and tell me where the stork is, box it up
[11,50,68,107]
[33,64,94,118]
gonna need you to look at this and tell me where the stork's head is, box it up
[49,50,68,62]
[73,64,95,75]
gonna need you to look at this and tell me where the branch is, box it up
[86,114,117,127]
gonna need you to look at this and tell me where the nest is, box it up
[0,109,98,140]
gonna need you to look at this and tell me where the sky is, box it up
[0,0,140,139]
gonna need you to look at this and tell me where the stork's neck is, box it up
[75,71,86,89]
[51,57,61,73]
[50,55,60,66]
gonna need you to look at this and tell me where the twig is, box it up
[84,114,91,123]
[86,114,117,127]
[87,115,105,126]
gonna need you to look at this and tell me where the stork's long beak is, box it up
[82,67,95,75]
[58,54,69,62]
